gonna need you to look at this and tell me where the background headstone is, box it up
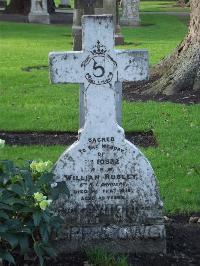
[49,15,166,254]
[59,0,70,8]
[5,0,55,15]
[0,0,6,8]
[72,0,124,51]
[121,0,140,26]
[28,0,50,24]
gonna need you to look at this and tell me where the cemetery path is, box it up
[0,131,157,147]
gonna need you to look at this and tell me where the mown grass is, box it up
[0,15,199,214]
[54,0,74,8]
[87,248,129,266]
[1,102,199,214]
[0,15,187,131]
[140,1,190,12]
[53,0,190,13]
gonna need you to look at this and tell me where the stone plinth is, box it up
[49,15,166,254]
[28,0,50,24]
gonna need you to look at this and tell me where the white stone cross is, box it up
[49,15,148,128]
[49,16,165,253]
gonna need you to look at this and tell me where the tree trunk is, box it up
[145,0,200,95]
[5,0,56,14]
[176,0,190,7]
[176,1,186,7]
[5,0,29,14]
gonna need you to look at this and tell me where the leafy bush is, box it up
[0,160,68,265]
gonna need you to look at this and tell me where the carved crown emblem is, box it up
[91,40,107,56]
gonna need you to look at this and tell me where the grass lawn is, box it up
[0,15,199,214]
[0,15,187,131]
[140,1,190,12]
[53,1,190,13]
[6,0,190,13]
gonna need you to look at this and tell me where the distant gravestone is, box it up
[28,0,50,24]
[49,15,166,254]
[121,0,140,26]
[59,0,70,8]
[73,0,124,51]
[0,0,6,8]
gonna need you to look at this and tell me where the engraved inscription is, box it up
[62,135,139,206]
[81,40,117,86]
[63,225,166,241]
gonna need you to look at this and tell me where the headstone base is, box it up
[115,34,124,46]
[28,13,50,24]
[56,224,166,254]
[121,18,140,26]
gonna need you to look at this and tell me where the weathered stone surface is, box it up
[72,0,124,51]
[28,0,50,24]
[56,226,166,254]
[80,82,122,128]
[121,0,140,26]
[49,15,165,253]
[73,0,124,128]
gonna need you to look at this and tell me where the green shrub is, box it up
[87,248,129,266]
[0,160,68,265]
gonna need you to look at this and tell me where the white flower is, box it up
[0,139,5,149]
[34,192,46,202]
[33,192,53,211]
[30,160,53,173]
[39,199,53,210]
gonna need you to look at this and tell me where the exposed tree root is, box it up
[142,0,200,95]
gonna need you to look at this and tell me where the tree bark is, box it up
[176,1,187,7]
[176,0,190,7]
[145,0,200,95]
[5,0,56,14]
[5,0,29,14]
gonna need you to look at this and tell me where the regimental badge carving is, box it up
[81,40,117,87]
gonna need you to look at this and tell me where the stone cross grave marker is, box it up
[73,0,124,127]
[28,0,50,24]
[49,15,166,254]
